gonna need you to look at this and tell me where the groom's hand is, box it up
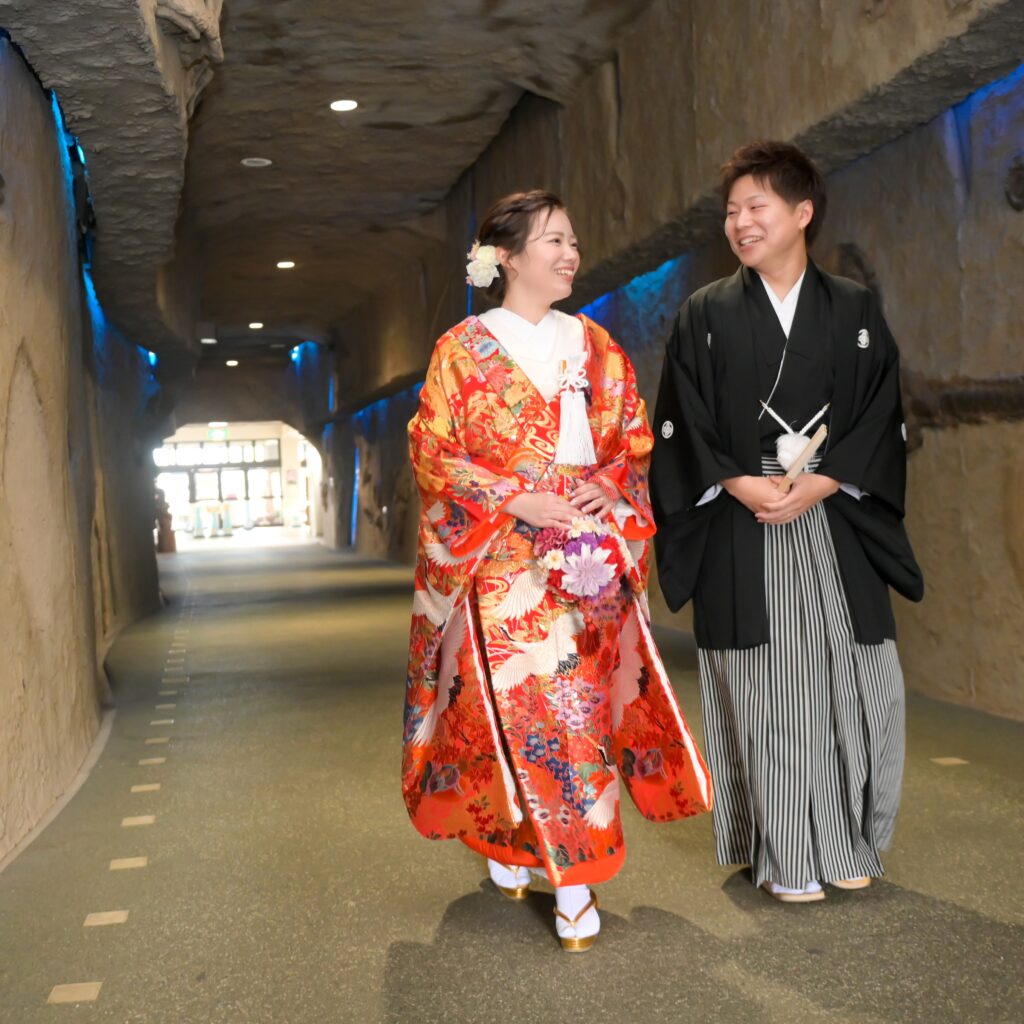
[722,475,780,515]
[756,473,840,524]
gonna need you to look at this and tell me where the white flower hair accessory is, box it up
[465,241,501,288]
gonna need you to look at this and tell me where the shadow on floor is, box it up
[383,874,1023,1024]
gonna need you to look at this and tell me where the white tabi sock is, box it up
[554,884,600,939]
[487,859,530,889]
[767,880,823,896]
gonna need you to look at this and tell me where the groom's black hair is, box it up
[720,141,828,245]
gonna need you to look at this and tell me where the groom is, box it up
[649,140,923,902]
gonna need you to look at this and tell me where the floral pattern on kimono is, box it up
[403,313,712,886]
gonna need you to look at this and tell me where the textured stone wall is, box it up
[812,68,1024,720]
[0,40,160,863]
[327,0,1024,406]
[319,388,421,565]
[0,0,225,359]
[84,285,163,658]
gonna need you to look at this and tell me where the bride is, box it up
[402,189,711,951]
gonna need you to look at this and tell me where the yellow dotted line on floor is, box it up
[48,596,196,1006]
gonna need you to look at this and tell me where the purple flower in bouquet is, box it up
[564,532,604,558]
[562,543,617,598]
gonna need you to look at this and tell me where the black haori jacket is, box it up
[650,262,924,651]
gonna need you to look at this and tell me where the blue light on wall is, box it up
[350,444,361,546]
[577,253,690,326]
[955,60,1024,114]
[350,382,423,434]
[82,266,107,334]
[146,349,158,367]
[290,340,321,367]
[49,92,77,232]
[347,382,423,549]
[466,206,477,317]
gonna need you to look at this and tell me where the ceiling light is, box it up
[241,157,272,168]
[208,421,228,428]
[249,322,264,329]
[276,261,296,269]
[330,99,358,112]
[200,336,217,345]
[226,360,239,367]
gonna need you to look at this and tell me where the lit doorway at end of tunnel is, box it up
[153,421,323,551]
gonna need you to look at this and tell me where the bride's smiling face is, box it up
[501,207,580,304]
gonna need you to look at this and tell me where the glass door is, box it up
[220,468,247,532]
[194,469,220,537]
[155,471,191,532]
[246,467,283,526]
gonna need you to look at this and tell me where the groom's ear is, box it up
[797,199,814,232]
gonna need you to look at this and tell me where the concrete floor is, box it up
[1,541,1022,1023]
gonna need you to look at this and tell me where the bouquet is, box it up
[532,516,628,603]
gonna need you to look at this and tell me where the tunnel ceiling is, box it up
[186,0,654,356]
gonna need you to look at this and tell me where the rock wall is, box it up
[84,278,163,658]
[319,387,421,565]
[324,0,1024,407]
[0,0,225,359]
[813,67,1024,720]
[0,39,160,864]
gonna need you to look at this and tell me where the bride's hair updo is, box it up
[476,189,567,302]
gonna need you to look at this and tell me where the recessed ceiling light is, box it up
[276,261,296,269]
[208,421,228,427]
[200,336,217,345]
[226,360,239,367]
[249,322,264,329]
[241,157,273,168]
[330,99,358,112]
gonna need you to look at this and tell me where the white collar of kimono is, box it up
[477,306,598,466]
[478,307,583,369]
[757,267,806,339]
[478,306,586,403]
[479,306,568,359]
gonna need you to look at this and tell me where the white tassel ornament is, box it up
[553,354,597,465]
[776,433,810,472]
[761,401,830,472]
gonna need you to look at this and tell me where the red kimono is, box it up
[403,312,712,886]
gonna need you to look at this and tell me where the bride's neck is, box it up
[501,289,551,326]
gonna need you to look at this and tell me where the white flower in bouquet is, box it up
[541,549,565,571]
[568,515,606,539]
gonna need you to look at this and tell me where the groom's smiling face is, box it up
[724,174,813,273]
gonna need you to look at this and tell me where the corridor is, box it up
[1,544,1021,1023]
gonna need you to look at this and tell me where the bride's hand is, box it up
[505,492,579,529]
[569,481,617,517]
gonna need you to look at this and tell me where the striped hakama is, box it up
[698,457,905,890]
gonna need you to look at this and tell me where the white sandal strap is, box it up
[554,893,598,927]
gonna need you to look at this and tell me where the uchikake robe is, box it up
[402,312,712,886]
